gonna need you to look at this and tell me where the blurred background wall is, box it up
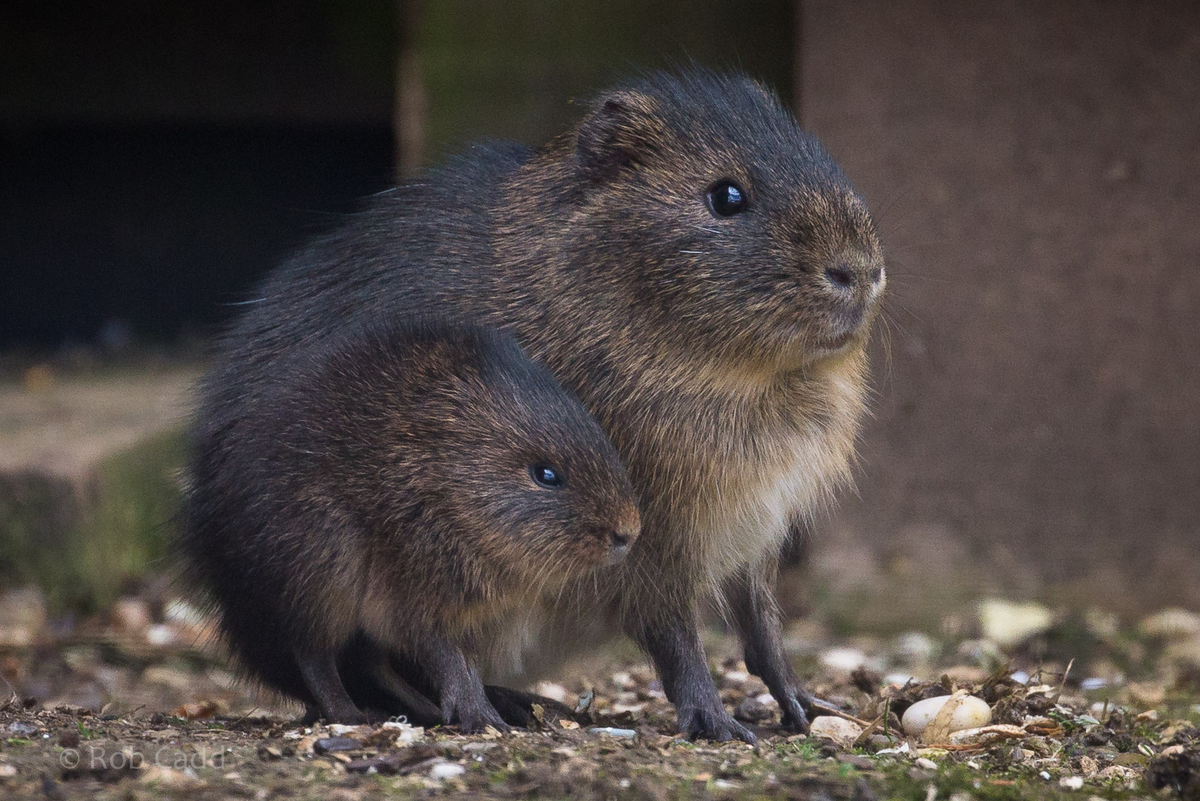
[1,1,1196,620]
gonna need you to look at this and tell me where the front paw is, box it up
[778,695,811,733]
[678,706,757,744]
[443,699,511,734]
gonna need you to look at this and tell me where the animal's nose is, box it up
[609,516,640,551]
[825,265,853,288]
[824,260,885,291]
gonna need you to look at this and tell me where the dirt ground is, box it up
[1,592,1199,800]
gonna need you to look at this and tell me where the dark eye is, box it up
[707,180,748,217]
[530,464,564,488]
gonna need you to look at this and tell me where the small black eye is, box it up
[531,464,564,488]
[707,180,748,217]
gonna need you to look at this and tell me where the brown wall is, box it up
[802,0,1200,619]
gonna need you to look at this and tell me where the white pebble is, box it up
[915,757,939,771]
[587,727,637,739]
[807,716,863,746]
[978,598,1053,646]
[145,624,176,646]
[819,647,870,672]
[428,762,465,780]
[533,681,570,704]
[901,694,992,738]
[895,631,937,664]
[1059,776,1084,790]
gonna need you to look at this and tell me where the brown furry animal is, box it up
[181,320,639,730]
[186,69,884,742]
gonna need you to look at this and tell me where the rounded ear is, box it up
[574,91,665,183]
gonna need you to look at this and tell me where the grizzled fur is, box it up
[186,69,884,742]
[182,320,639,730]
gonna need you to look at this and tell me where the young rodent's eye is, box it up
[530,464,565,489]
[707,180,748,217]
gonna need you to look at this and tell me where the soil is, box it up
[1,594,1198,800]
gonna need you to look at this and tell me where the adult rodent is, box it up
[190,69,885,742]
[181,319,641,730]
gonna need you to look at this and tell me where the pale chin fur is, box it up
[475,344,870,686]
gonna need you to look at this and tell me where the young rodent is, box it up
[190,69,884,742]
[181,320,640,730]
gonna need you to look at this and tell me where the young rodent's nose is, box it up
[825,265,853,288]
[606,518,641,562]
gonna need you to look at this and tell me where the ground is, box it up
[1,593,1199,800]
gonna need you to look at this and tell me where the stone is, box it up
[429,761,465,780]
[808,716,864,747]
[901,693,992,740]
[1140,608,1200,639]
[977,599,1052,647]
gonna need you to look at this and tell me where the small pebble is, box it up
[313,737,361,754]
[0,764,16,778]
[429,762,465,780]
[533,681,570,704]
[1140,608,1200,638]
[835,753,873,770]
[145,624,176,646]
[820,647,870,672]
[1059,776,1084,790]
[901,694,992,738]
[915,757,939,771]
[734,696,773,724]
[894,631,937,664]
[978,598,1052,646]
[722,670,750,685]
[807,716,863,747]
[7,722,39,737]
[587,727,637,739]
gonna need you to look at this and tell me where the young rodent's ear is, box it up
[575,91,665,183]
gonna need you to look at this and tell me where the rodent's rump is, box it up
[189,69,885,741]
[182,319,639,728]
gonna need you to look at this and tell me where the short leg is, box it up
[725,559,812,733]
[367,660,444,727]
[415,637,509,733]
[483,686,581,727]
[629,604,756,743]
[295,648,371,724]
